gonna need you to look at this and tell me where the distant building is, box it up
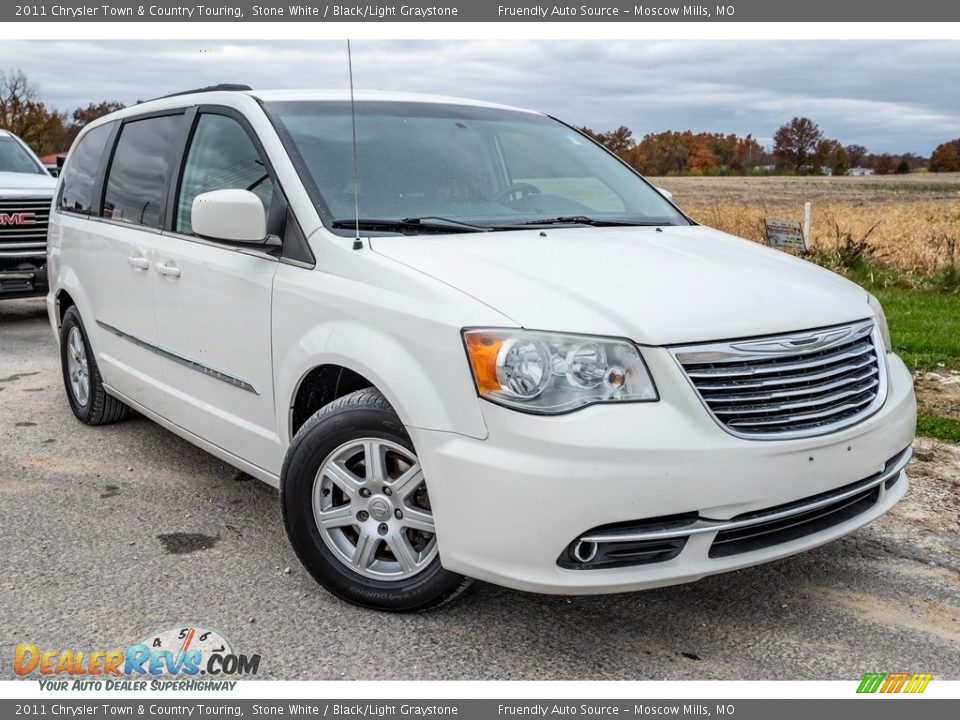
[849,167,875,176]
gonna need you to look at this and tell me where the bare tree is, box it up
[0,69,65,155]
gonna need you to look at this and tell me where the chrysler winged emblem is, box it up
[730,325,856,354]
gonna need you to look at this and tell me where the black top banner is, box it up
[5,0,960,22]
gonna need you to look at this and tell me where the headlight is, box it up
[867,293,892,352]
[464,329,658,414]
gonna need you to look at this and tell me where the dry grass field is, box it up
[654,172,960,274]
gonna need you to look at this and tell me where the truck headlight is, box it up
[464,329,658,414]
[867,293,892,352]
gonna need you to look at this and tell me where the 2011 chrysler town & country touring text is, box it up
[47,86,916,611]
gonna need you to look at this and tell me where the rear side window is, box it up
[103,114,183,229]
[59,123,113,214]
[176,113,274,235]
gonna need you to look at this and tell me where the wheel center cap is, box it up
[368,496,391,521]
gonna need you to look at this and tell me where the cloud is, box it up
[1,40,956,154]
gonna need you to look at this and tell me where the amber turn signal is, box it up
[465,333,504,394]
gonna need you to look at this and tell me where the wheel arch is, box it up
[52,265,94,331]
[55,288,77,327]
[278,320,488,449]
[289,363,376,438]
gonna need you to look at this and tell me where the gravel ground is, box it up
[2,297,958,680]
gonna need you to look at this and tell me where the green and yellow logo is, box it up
[857,672,933,694]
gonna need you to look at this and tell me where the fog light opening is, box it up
[572,540,598,563]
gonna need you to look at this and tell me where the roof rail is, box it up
[140,84,253,103]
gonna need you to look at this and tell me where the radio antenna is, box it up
[347,40,362,251]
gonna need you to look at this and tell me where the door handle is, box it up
[155,262,182,278]
[127,255,150,270]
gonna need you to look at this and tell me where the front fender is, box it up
[276,318,489,448]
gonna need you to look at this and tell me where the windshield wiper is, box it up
[331,217,488,234]
[504,216,672,228]
[400,216,491,231]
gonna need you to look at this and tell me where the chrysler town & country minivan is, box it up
[47,87,916,610]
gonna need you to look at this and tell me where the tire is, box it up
[281,388,472,612]
[60,306,129,426]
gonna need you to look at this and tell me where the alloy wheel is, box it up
[312,438,438,580]
[66,326,90,407]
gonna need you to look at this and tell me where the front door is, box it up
[150,110,281,473]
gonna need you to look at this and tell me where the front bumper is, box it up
[0,260,47,300]
[409,349,916,594]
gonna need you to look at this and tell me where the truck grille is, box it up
[673,320,886,439]
[0,197,50,257]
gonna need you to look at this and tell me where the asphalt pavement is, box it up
[2,298,958,680]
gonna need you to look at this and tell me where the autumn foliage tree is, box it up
[579,125,634,158]
[845,144,868,168]
[929,139,960,172]
[1,69,124,156]
[68,101,125,143]
[0,70,65,156]
[773,117,823,172]
[582,128,764,176]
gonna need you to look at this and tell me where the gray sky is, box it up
[3,40,957,154]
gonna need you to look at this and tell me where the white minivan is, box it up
[48,86,916,611]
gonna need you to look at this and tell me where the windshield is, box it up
[0,136,45,174]
[265,101,689,233]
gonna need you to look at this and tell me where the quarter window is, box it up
[59,123,113,214]
[176,114,273,235]
[103,114,183,229]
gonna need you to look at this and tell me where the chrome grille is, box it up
[0,197,50,257]
[673,320,886,439]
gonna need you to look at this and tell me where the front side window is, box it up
[0,136,45,175]
[176,114,273,235]
[265,101,688,234]
[59,123,113,214]
[103,114,183,229]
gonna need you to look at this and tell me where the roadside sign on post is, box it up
[764,218,807,253]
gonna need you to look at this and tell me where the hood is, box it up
[0,171,56,194]
[371,225,871,346]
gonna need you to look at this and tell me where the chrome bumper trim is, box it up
[580,447,911,544]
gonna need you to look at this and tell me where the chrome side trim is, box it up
[580,447,911,544]
[96,320,259,395]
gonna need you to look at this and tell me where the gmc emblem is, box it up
[0,212,36,226]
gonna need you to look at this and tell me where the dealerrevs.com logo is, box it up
[14,625,260,691]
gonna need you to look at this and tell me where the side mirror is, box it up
[192,189,268,244]
[655,187,673,201]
